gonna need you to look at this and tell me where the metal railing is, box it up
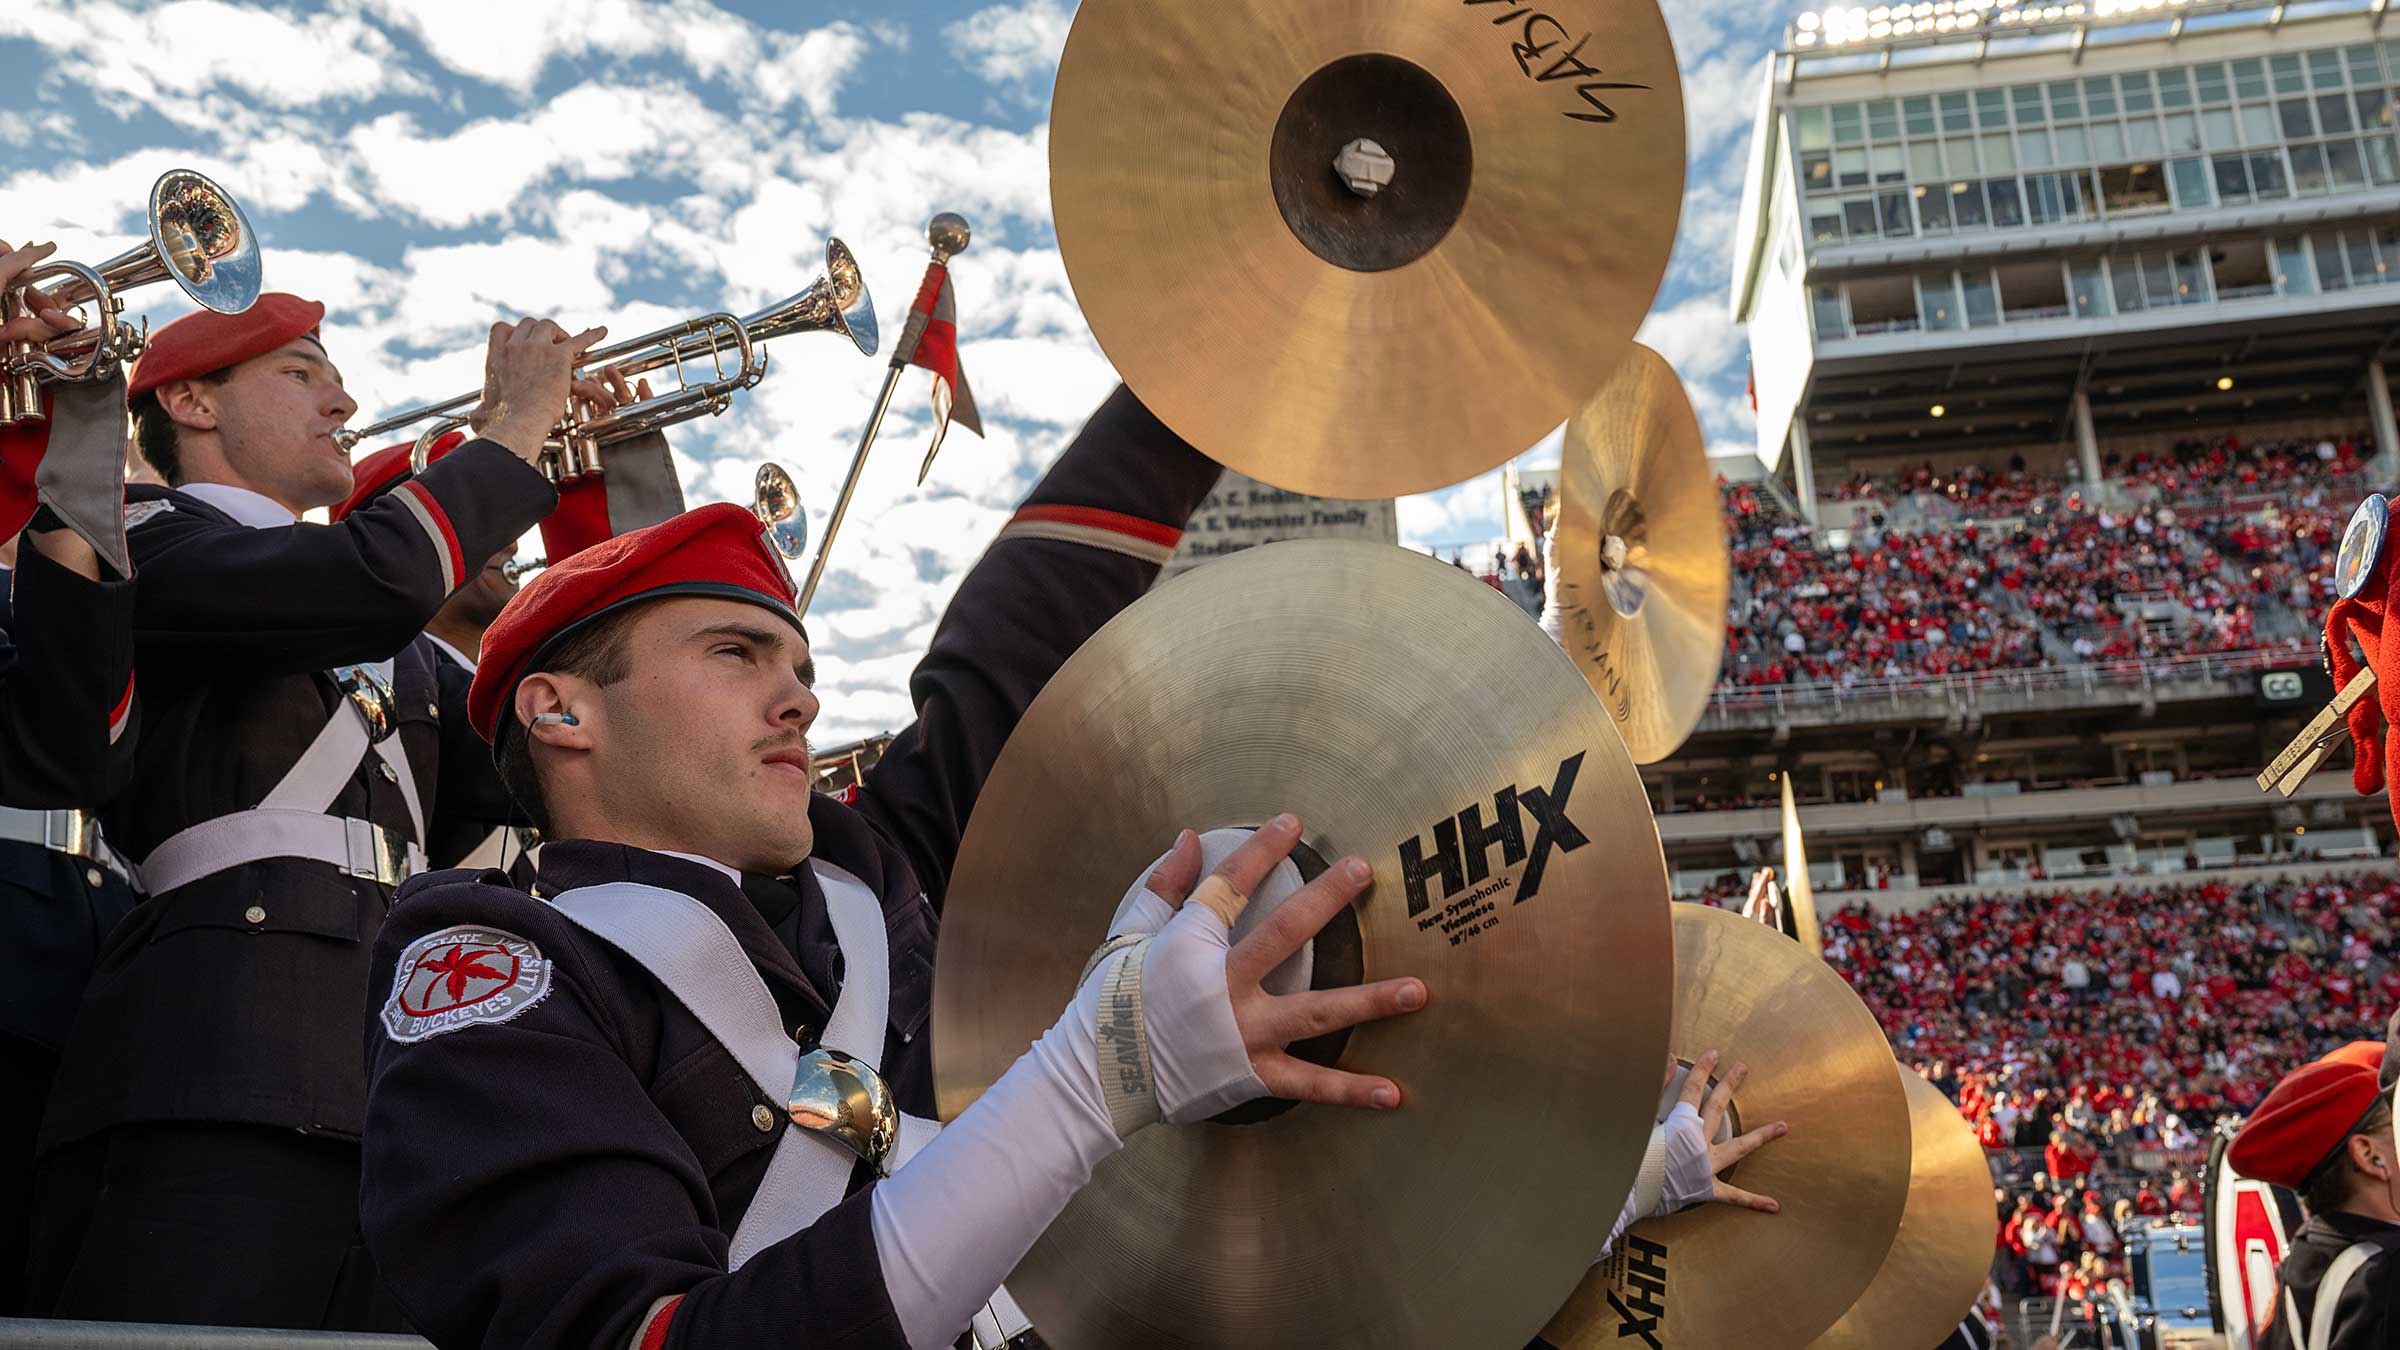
[1708,644,2302,716]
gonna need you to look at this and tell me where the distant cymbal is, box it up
[1552,344,1728,763]
[1779,777,1823,957]
[1049,1,1686,499]
[1539,905,1910,1350]
[935,539,1674,1349]
[1811,1067,1994,1350]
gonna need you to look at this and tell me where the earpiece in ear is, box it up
[532,712,579,728]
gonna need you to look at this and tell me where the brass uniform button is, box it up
[243,905,267,925]
[85,867,105,888]
[378,762,399,784]
[751,1103,777,1133]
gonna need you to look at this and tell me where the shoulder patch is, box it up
[380,925,553,1044]
[123,499,176,529]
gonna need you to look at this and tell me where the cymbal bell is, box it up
[935,539,1674,1349]
[1050,1,1686,499]
[1539,904,1911,1350]
[1552,344,1728,763]
[1811,1067,1995,1350]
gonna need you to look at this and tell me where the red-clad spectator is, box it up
[2133,1182,2167,1216]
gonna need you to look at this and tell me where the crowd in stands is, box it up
[1716,429,2366,691]
[1814,871,2400,1301]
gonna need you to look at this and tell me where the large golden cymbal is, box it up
[1539,904,1910,1350]
[935,539,1674,1350]
[1779,777,1824,957]
[1050,1,1686,500]
[1812,1068,1995,1350]
[1552,344,1728,763]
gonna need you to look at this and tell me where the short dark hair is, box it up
[493,606,643,835]
[2303,1097,2398,1216]
[129,367,232,486]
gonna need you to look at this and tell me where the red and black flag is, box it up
[895,260,981,483]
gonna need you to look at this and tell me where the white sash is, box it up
[547,864,1029,1343]
[2281,1240,2380,1350]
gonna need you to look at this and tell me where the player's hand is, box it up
[0,240,81,345]
[1674,1049,1787,1215]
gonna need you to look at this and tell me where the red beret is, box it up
[127,292,324,400]
[467,502,798,744]
[330,430,470,523]
[2322,1041,2388,1075]
[2229,1060,2384,1190]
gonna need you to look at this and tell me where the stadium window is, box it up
[2014,85,2048,125]
[2316,236,2351,290]
[2380,226,2400,272]
[2201,108,2239,149]
[2291,142,2331,195]
[2354,89,2395,131]
[2212,153,2254,203]
[1795,107,1832,151]
[2309,48,2346,90]
[1918,273,1964,330]
[2232,58,2269,101]
[2240,103,2279,146]
[2050,81,2084,119]
[2139,251,2179,306]
[2053,124,2090,164]
[1812,287,1849,339]
[1908,142,1941,181]
[2319,93,2358,134]
[1802,151,1834,193]
[2168,157,2214,209]
[2170,250,2213,304]
[2162,113,2202,154]
[1952,179,1991,230]
[1879,189,1914,237]
[2091,122,2127,162]
[1961,269,2002,327]
[1809,202,1846,245]
[2026,171,2085,224]
[1847,275,1920,333]
[2157,68,2194,110]
[2280,98,2319,139]
[2326,138,2368,191]
[2018,129,2053,170]
[2275,236,2318,293]
[2097,162,2171,216]
[1982,132,2017,174]
[2070,260,2112,316]
[1868,100,1900,140]
[1941,92,1974,133]
[1837,148,1870,188]
[1873,145,1906,184]
[2346,230,2383,285]
[2112,256,2149,313]
[2249,150,2292,198]
[2084,76,2119,117]
[2195,63,2232,105]
[1903,96,1937,137]
[2122,72,2157,114]
[2354,46,2388,85]
[1843,196,1879,239]
[2126,118,2166,158]
[2212,239,2275,300]
[2368,136,2400,186]
[2271,54,2307,95]
[1986,178,2027,229]
[1914,183,1953,233]
[1997,261,2069,322]
[1943,137,1980,178]
[1832,104,1864,144]
[1977,88,2011,127]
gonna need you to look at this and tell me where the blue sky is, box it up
[0,0,1787,741]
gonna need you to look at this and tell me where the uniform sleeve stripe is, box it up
[632,1294,683,1350]
[995,517,1176,566]
[108,673,134,745]
[395,479,464,593]
[1009,503,1182,550]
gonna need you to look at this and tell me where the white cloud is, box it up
[0,0,425,109]
[944,0,1075,91]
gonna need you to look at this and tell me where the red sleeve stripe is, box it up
[394,479,464,593]
[631,1294,683,1350]
[108,673,134,746]
[997,504,1181,567]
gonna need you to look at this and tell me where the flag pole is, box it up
[794,213,972,621]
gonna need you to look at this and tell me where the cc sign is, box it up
[2261,671,2306,703]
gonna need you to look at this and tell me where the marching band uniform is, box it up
[2229,1058,2400,1350]
[0,391,140,1316]
[25,294,559,1330]
[361,389,1219,1349]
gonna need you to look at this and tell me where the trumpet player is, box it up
[0,237,143,1320]
[25,295,633,1332]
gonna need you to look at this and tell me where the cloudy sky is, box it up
[0,0,1785,742]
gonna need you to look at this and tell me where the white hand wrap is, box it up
[1656,1101,1714,1216]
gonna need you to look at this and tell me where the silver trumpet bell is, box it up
[753,462,809,561]
[2,168,262,424]
[787,1047,901,1175]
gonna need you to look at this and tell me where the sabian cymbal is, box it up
[1779,777,1824,957]
[935,539,1674,1349]
[1539,904,1910,1350]
[1552,344,1729,763]
[1050,1,1686,500]
[1811,1068,1995,1350]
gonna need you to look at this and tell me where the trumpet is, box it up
[333,239,876,481]
[502,465,807,575]
[3,168,261,424]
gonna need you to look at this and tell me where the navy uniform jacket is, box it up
[2257,1211,2400,1350]
[427,647,527,869]
[362,387,1218,1350]
[0,541,137,809]
[38,440,555,1154]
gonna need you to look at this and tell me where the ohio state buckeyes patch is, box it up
[380,926,552,1044]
